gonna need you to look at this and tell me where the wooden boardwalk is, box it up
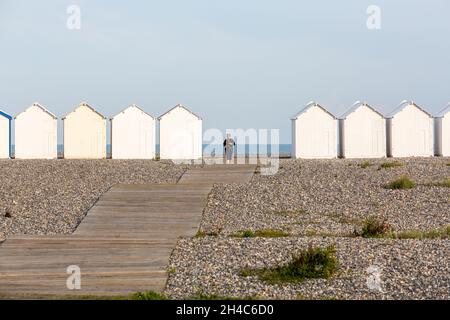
[0,165,255,297]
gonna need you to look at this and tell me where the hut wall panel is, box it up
[159,108,202,160]
[15,106,57,159]
[111,107,155,159]
[390,104,433,157]
[64,105,106,159]
[293,105,337,159]
[343,105,386,158]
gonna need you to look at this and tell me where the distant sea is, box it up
[200,144,291,157]
[11,144,292,158]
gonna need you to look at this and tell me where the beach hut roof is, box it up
[62,102,106,120]
[340,101,384,119]
[386,100,432,119]
[14,102,57,120]
[436,103,450,118]
[0,110,12,120]
[290,101,336,120]
[111,104,155,120]
[158,104,202,121]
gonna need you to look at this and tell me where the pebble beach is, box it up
[0,158,449,299]
[166,237,450,300]
[200,158,450,236]
[0,160,187,241]
[169,157,449,299]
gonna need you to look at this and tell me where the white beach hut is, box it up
[0,110,12,159]
[386,101,433,158]
[434,103,450,157]
[111,104,156,159]
[63,103,107,159]
[290,102,337,159]
[339,101,386,158]
[14,103,58,159]
[159,104,202,160]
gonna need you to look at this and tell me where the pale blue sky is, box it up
[1,0,449,143]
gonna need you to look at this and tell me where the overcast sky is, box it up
[1,0,449,143]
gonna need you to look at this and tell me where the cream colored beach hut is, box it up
[386,101,433,158]
[291,102,337,159]
[14,103,57,159]
[339,101,386,158]
[63,103,107,159]
[434,103,450,157]
[0,110,12,159]
[111,104,156,159]
[159,104,202,160]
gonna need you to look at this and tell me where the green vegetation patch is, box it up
[359,161,371,169]
[240,245,337,284]
[388,226,450,240]
[424,178,450,188]
[384,176,415,189]
[379,161,404,169]
[130,291,168,300]
[231,229,290,238]
[355,217,392,238]
[195,230,219,238]
[168,267,176,275]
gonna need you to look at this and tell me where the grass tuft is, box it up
[230,230,254,238]
[130,291,168,300]
[424,178,450,188]
[356,217,391,238]
[379,161,404,169]
[305,229,317,236]
[168,267,176,275]
[389,226,450,240]
[240,245,337,283]
[384,176,415,190]
[231,229,290,238]
[359,161,371,169]
[195,230,219,238]
[254,229,290,237]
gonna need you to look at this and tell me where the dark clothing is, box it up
[223,138,236,161]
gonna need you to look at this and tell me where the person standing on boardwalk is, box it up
[223,134,236,164]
